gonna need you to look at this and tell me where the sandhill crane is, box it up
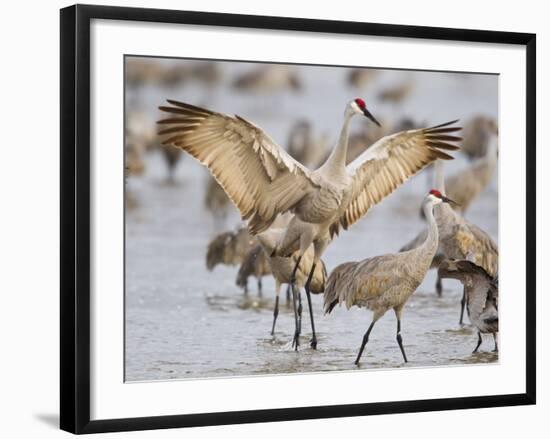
[204,175,235,230]
[205,227,256,272]
[438,260,498,352]
[235,244,272,296]
[125,58,164,89]
[161,144,182,183]
[324,190,453,364]
[256,228,327,345]
[399,230,446,295]
[347,68,378,90]
[232,66,301,93]
[161,62,223,89]
[189,62,223,86]
[402,160,498,322]
[460,116,498,160]
[346,118,423,165]
[286,120,330,169]
[377,81,414,104]
[204,176,232,229]
[127,110,158,153]
[125,138,146,177]
[445,133,498,213]
[158,98,460,348]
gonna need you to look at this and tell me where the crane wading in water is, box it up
[158,98,461,350]
[324,190,456,365]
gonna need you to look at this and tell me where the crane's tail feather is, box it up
[323,262,358,314]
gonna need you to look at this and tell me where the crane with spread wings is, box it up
[158,98,461,349]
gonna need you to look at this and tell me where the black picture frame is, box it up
[60,4,536,434]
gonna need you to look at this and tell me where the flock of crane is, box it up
[155,97,499,366]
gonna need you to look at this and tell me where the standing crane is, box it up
[445,133,498,214]
[232,66,301,93]
[438,259,498,352]
[460,116,498,160]
[235,244,272,296]
[324,190,454,364]
[400,159,498,319]
[204,176,233,230]
[286,120,330,169]
[158,98,460,349]
[205,226,256,272]
[347,68,378,90]
[256,228,327,344]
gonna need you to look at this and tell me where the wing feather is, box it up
[338,121,461,231]
[158,100,316,233]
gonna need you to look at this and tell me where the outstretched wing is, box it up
[337,121,461,231]
[158,100,316,234]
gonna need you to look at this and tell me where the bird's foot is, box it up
[292,332,300,351]
[310,338,317,350]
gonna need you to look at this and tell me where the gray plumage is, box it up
[286,120,330,169]
[460,116,498,160]
[232,66,301,93]
[324,192,445,364]
[400,160,498,306]
[256,228,327,337]
[347,68,378,90]
[161,144,182,182]
[438,259,498,352]
[205,227,255,271]
[159,100,460,351]
[446,134,498,213]
[235,244,272,295]
[204,175,232,228]
[257,229,327,294]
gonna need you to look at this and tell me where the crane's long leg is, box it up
[435,274,443,297]
[290,256,302,285]
[393,307,408,363]
[473,331,482,353]
[459,288,467,325]
[290,256,302,351]
[396,319,408,363]
[492,333,498,352]
[355,320,376,365]
[291,284,300,350]
[271,281,281,336]
[257,276,263,298]
[304,263,318,349]
[297,287,303,337]
[286,286,291,306]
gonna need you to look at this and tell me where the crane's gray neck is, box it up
[322,110,354,173]
[421,200,439,256]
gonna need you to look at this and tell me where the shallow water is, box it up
[125,59,498,381]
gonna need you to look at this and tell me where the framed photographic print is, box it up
[60,4,536,434]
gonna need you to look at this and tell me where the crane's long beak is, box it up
[363,108,381,127]
[441,195,459,206]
